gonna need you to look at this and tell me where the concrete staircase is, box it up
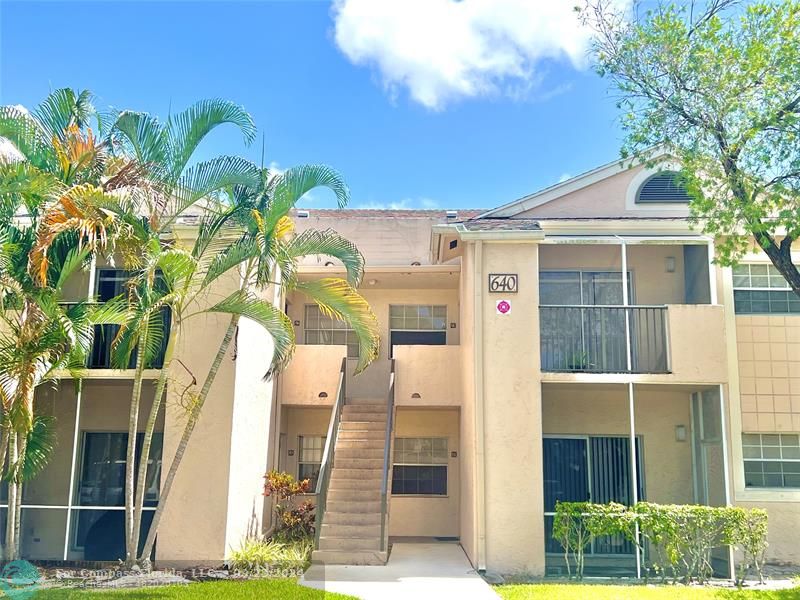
[312,398,390,565]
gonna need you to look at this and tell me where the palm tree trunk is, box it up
[5,432,17,560]
[131,322,178,569]
[138,315,239,561]
[124,333,148,567]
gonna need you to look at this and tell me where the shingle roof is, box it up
[457,218,542,231]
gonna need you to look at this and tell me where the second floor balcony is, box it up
[540,305,668,374]
[86,309,171,370]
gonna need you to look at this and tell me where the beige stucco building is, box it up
[22,156,800,575]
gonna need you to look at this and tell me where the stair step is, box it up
[330,468,383,481]
[335,447,384,459]
[343,404,387,414]
[338,429,385,440]
[328,488,381,501]
[326,499,381,512]
[336,439,384,449]
[346,398,386,406]
[311,549,387,566]
[318,536,381,551]
[340,421,385,431]
[334,458,383,469]
[323,511,382,526]
[320,523,381,538]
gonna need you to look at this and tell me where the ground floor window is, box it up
[298,435,326,490]
[391,437,448,495]
[743,433,800,488]
[543,435,644,556]
[74,431,162,559]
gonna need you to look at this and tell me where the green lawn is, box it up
[32,578,358,599]
[496,583,800,600]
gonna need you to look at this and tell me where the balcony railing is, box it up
[88,308,171,369]
[540,305,669,374]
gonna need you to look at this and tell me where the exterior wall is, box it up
[389,408,459,537]
[394,345,461,407]
[665,305,728,383]
[736,501,800,565]
[458,244,478,566]
[279,345,346,407]
[542,385,695,504]
[287,286,460,400]
[539,243,687,305]
[480,241,544,575]
[735,315,800,432]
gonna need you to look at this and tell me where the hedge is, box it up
[552,502,768,585]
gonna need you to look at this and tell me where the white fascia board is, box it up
[480,149,671,219]
[432,223,545,241]
[538,219,699,237]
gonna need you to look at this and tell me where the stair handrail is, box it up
[314,357,347,548]
[379,358,396,552]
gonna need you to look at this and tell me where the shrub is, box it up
[263,470,315,541]
[228,537,314,574]
[552,502,769,584]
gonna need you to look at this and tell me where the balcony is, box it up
[540,305,669,374]
[278,345,347,405]
[86,308,170,369]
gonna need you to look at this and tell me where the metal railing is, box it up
[314,357,347,548]
[379,358,396,553]
[540,305,669,374]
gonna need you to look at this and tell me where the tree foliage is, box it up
[583,0,800,293]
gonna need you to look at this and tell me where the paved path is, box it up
[300,542,499,599]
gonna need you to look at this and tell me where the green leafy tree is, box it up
[584,0,800,291]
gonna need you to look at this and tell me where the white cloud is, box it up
[332,0,625,109]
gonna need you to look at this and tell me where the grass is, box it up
[495,583,800,600]
[33,578,358,599]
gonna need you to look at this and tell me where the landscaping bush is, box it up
[552,502,769,583]
[228,537,314,574]
[263,470,316,541]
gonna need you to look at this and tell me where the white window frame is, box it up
[303,304,359,358]
[731,263,800,315]
[297,435,326,491]
[391,437,449,497]
[742,433,800,490]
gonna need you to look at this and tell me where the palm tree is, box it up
[0,89,135,558]
[112,162,379,568]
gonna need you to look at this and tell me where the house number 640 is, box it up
[488,274,518,293]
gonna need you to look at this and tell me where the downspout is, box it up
[473,241,487,571]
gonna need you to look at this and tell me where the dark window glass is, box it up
[391,465,447,496]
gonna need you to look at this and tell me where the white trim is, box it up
[624,162,690,214]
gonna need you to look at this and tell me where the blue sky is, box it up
[1,0,627,210]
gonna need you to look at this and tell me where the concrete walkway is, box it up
[300,542,499,599]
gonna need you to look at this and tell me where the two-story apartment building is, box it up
[20,155,800,576]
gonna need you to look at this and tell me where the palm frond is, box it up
[201,235,257,287]
[282,228,365,287]
[167,156,260,222]
[112,110,168,168]
[167,99,257,177]
[263,165,349,234]
[33,88,96,142]
[206,291,295,378]
[20,414,57,481]
[0,105,56,171]
[294,278,379,374]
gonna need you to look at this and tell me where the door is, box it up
[543,436,644,556]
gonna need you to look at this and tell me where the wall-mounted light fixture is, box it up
[368,279,378,286]
[318,392,328,399]
[411,392,422,399]
[675,424,687,442]
[665,256,676,273]
[411,261,421,266]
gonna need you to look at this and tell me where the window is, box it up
[74,432,162,554]
[743,433,800,488]
[732,264,800,315]
[304,305,359,358]
[298,435,326,490]
[391,437,448,495]
[389,305,447,357]
[635,171,692,204]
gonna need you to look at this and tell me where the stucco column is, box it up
[480,241,545,575]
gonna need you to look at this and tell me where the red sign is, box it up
[496,300,511,315]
